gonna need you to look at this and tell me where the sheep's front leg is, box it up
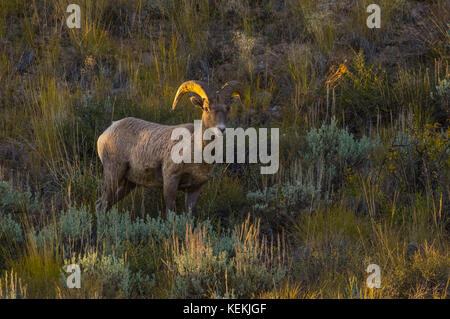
[163,175,180,215]
[185,187,201,216]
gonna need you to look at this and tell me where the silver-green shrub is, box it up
[432,77,450,101]
[35,206,219,255]
[96,209,215,254]
[0,181,38,214]
[172,242,287,299]
[247,178,321,215]
[170,222,287,298]
[0,181,37,243]
[172,246,230,298]
[304,118,380,189]
[0,213,23,243]
[36,207,92,253]
[64,250,133,298]
[247,118,381,215]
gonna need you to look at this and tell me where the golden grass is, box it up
[0,0,448,299]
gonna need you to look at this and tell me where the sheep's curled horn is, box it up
[172,80,242,109]
[218,80,243,105]
[172,80,214,110]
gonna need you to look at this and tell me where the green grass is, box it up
[0,0,448,299]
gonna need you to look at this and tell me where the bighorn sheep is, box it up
[95,80,242,214]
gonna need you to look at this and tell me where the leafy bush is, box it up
[431,76,450,123]
[0,213,23,243]
[0,181,32,244]
[304,118,381,190]
[248,119,380,216]
[337,51,394,129]
[64,250,133,298]
[34,207,217,257]
[0,181,38,214]
[433,77,450,101]
[247,179,320,215]
[96,209,215,253]
[35,207,93,255]
[170,217,287,298]
[171,228,230,298]
[386,123,449,195]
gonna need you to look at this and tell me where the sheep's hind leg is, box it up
[185,187,201,216]
[116,179,136,203]
[96,163,128,212]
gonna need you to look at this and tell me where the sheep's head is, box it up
[172,80,242,135]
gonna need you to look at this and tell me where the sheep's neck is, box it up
[187,121,220,165]
[201,122,215,148]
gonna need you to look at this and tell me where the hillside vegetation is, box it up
[0,0,449,298]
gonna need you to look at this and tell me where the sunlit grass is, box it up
[0,0,448,299]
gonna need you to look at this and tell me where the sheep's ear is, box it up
[231,95,241,105]
[189,96,205,109]
[226,95,241,111]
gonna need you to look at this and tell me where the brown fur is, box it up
[96,81,241,215]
